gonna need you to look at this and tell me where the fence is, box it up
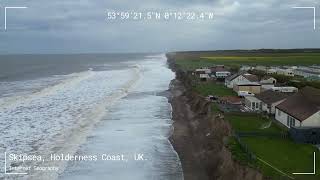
[237,131,289,139]
[233,130,290,163]
[233,133,256,161]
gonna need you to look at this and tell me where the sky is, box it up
[0,0,320,54]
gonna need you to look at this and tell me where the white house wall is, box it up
[262,102,269,113]
[270,100,286,114]
[226,75,250,88]
[275,108,320,128]
[301,111,320,127]
[275,108,290,128]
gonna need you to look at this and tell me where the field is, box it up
[202,53,320,65]
[243,137,319,180]
[193,82,236,96]
[173,52,320,71]
[226,114,285,133]
[226,114,320,180]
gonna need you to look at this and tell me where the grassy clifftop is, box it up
[167,49,320,71]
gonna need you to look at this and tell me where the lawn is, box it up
[176,59,219,71]
[225,114,320,180]
[228,137,257,167]
[226,114,285,133]
[193,82,236,97]
[243,137,320,180]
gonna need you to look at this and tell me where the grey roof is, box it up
[225,71,246,81]
[255,90,291,105]
[276,87,320,121]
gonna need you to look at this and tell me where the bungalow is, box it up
[225,72,259,88]
[275,87,320,128]
[260,76,277,91]
[267,68,277,75]
[260,76,277,84]
[276,68,294,77]
[233,82,261,94]
[199,74,210,81]
[294,68,320,79]
[211,65,231,79]
[255,90,291,114]
[240,65,254,71]
[255,65,268,72]
[244,96,261,111]
[195,68,211,75]
[271,86,298,93]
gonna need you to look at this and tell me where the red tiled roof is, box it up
[219,96,242,104]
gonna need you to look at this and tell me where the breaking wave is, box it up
[0,66,141,180]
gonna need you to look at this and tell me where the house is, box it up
[275,87,320,128]
[210,65,231,79]
[244,96,261,111]
[233,82,261,94]
[267,68,277,75]
[225,72,258,88]
[255,90,291,114]
[260,76,277,84]
[195,68,211,75]
[271,86,298,93]
[199,74,210,81]
[240,65,254,71]
[276,68,294,76]
[260,76,277,91]
[293,68,320,79]
[242,74,259,82]
[255,65,268,72]
[219,96,242,105]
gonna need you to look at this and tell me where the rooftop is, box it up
[243,74,259,82]
[255,90,291,105]
[236,82,261,86]
[276,86,320,121]
[245,96,260,101]
[225,71,246,81]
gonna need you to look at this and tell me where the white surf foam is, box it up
[0,66,141,180]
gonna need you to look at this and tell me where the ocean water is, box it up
[0,54,183,180]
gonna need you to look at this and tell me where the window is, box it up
[252,102,255,109]
[287,116,296,127]
[277,109,281,116]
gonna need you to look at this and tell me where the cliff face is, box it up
[167,56,262,180]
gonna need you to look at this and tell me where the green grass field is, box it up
[193,82,236,97]
[202,53,320,66]
[243,137,319,180]
[226,114,285,133]
[228,137,258,167]
[174,52,320,71]
[226,114,319,180]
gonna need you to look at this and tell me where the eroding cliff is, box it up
[167,56,262,180]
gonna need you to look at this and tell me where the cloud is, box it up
[0,0,319,53]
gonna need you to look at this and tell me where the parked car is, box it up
[206,95,218,101]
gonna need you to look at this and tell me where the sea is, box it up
[0,53,183,180]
